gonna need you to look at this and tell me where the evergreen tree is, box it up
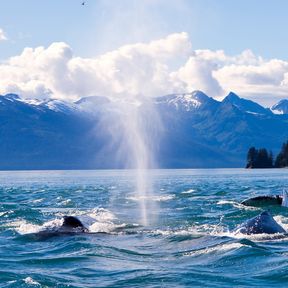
[256,148,271,168]
[268,151,274,168]
[247,141,288,168]
[246,147,273,168]
[246,147,257,168]
[275,141,288,168]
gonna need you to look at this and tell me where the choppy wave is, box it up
[181,189,196,194]
[182,242,244,257]
[23,277,41,286]
[13,207,124,236]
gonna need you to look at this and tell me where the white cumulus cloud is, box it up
[0,32,288,106]
[0,33,191,100]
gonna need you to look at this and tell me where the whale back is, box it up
[241,196,282,207]
[60,216,88,232]
[235,211,286,235]
[63,216,85,229]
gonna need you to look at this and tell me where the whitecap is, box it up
[183,242,244,257]
[59,199,72,206]
[88,208,117,222]
[32,198,44,203]
[89,222,126,233]
[16,222,42,234]
[181,189,195,194]
[0,210,13,217]
[217,200,235,205]
[23,277,41,286]
[217,200,259,211]
[15,218,64,235]
[230,231,288,241]
[273,215,288,232]
[14,208,120,235]
[154,228,203,236]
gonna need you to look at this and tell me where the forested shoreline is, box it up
[246,141,288,168]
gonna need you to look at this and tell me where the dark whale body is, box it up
[29,215,135,239]
[35,216,89,238]
[241,195,282,207]
[234,211,286,235]
[61,216,88,232]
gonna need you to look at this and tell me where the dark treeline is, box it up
[246,141,288,168]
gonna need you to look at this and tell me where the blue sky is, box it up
[1,0,288,59]
[0,0,288,106]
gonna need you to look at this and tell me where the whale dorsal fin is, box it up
[63,216,85,228]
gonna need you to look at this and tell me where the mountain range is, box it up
[0,91,287,169]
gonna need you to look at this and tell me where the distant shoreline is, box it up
[2,164,288,172]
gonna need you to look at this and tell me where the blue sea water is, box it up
[1,169,288,287]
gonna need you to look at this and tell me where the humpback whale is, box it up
[26,214,137,239]
[234,211,286,235]
[241,195,283,207]
[59,216,89,233]
[241,190,288,207]
[35,216,90,237]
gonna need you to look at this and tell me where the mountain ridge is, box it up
[0,91,287,169]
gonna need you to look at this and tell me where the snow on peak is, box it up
[41,99,79,113]
[16,97,78,113]
[157,90,210,111]
[271,99,288,114]
[170,93,202,110]
[191,90,210,102]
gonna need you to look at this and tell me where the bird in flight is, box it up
[82,1,85,5]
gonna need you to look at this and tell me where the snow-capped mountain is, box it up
[0,91,287,169]
[222,92,272,115]
[19,98,79,114]
[155,90,218,111]
[39,99,79,114]
[271,99,288,114]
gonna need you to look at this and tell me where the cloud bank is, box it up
[0,32,287,106]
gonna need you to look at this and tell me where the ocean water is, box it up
[1,169,288,287]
